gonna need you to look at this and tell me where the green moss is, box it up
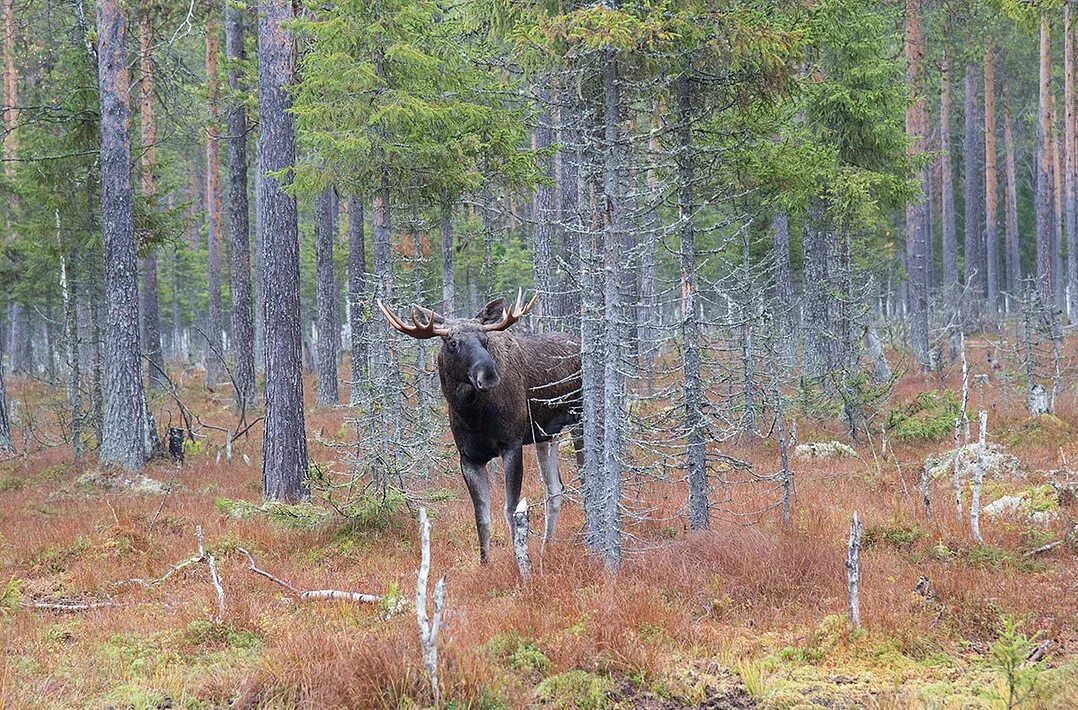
[181,620,261,650]
[535,670,614,709]
[1008,414,1070,449]
[484,632,550,674]
[1024,484,1059,513]
[886,390,961,442]
[863,520,924,551]
[0,475,24,492]
[964,545,1040,573]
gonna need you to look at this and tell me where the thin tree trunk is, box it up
[1003,87,1021,297]
[533,85,556,329]
[1037,13,1055,308]
[314,185,339,406]
[440,202,454,314]
[678,70,708,532]
[226,0,255,411]
[139,8,166,393]
[1,0,19,447]
[258,0,308,500]
[905,0,929,363]
[984,39,999,316]
[205,16,225,387]
[1067,1,1078,316]
[96,0,147,470]
[348,197,367,405]
[963,62,982,318]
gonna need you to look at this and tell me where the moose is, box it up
[379,291,582,563]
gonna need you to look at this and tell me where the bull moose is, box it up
[378,291,582,563]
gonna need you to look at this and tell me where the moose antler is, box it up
[378,300,451,339]
[480,288,538,332]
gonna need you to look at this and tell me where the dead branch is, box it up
[22,599,116,612]
[235,547,384,604]
[1023,540,1062,558]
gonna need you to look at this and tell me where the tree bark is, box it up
[439,202,454,314]
[533,85,556,329]
[963,62,982,317]
[983,39,999,316]
[677,71,708,532]
[941,50,959,312]
[258,0,308,500]
[1037,13,1055,307]
[1003,87,1021,297]
[226,0,255,411]
[138,8,166,393]
[314,185,339,406]
[348,197,367,405]
[96,0,147,470]
[905,0,929,364]
[1067,1,1078,316]
[205,15,225,386]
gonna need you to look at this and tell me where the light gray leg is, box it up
[536,439,564,542]
[461,459,492,563]
[503,445,524,546]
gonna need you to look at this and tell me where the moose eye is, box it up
[445,338,459,352]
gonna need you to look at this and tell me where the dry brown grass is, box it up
[1,344,1077,708]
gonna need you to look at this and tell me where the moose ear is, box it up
[475,298,507,325]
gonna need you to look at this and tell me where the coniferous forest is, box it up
[3,0,1078,706]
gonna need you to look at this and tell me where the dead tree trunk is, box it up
[439,202,454,314]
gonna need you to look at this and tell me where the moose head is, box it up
[378,289,537,393]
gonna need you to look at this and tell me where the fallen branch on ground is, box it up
[22,599,116,612]
[1023,540,1062,558]
[235,547,386,605]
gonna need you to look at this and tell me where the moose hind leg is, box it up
[461,458,492,563]
[536,440,563,542]
[502,445,524,545]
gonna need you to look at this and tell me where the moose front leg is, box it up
[502,445,524,546]
[461,458,492,563]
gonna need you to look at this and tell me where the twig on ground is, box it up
[235,547,385,605]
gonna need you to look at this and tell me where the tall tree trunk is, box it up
[984,39,999,316]
[640,111,660,386]
[440,202,454,314]
[963,62,982,318]
[226,0,255,411]
[677,70,707,532]
[905,0,929,364]
[1051,95,1065,311]
[314,185,339,406]
[205,16,225,386]
[1037,12,1055,307]
[139,8,166,392]
[96,0,147,470]
[258,0,308,500]
[1004,87,1021,298]
[1,0,18,448]
[1067,1,1078,316]
[533,85,556,329]
[0,4,10,442]
[348,197,367,405]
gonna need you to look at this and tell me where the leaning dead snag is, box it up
[846,511,863,629]
[512,498,531,581]
[197,526,225,621]
[416,507,446,705]
[970,411,988,544]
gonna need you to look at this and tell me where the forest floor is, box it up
[1,344,1078,709]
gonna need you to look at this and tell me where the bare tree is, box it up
[1036,12,1055,308]
[348,197,368,406]
[940,48,959,312]
[205,15,226,387]
[905,0,929,364]
[258,0,308,500]
[963,62,982,317]
[984,39,1000,316]
[1003,86,1022,301]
